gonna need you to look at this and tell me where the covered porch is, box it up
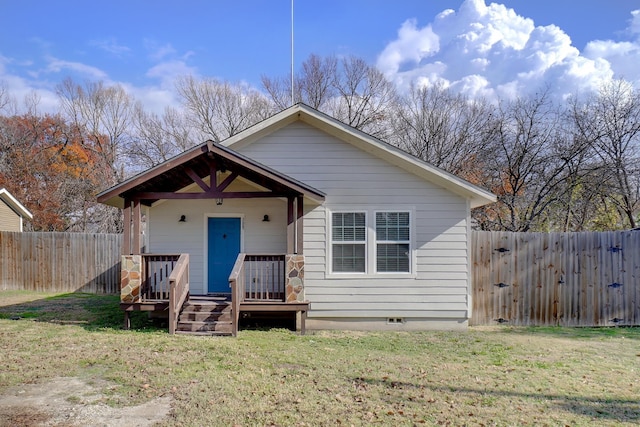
[97,140,325,336]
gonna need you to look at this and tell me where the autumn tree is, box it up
[56,78,133,184]
[0,113,106,231]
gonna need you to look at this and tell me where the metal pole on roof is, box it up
[291,0,294,106]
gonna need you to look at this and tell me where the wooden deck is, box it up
[121,253,309,336]
[239,301,309,333]
[121,296,309,335]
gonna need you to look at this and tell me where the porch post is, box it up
[132,198,141,255]
[286,194,305,307]
[122,198,132,255]
[296,195,304,254]
[121,197,142,306]
[287,196,295,254]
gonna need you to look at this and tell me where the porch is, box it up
[97,140,325,336]
[120,252,308,336]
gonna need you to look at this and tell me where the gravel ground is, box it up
[0,377,172,427]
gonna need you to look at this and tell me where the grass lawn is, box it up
[0,291,639,426]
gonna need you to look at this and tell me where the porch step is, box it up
[177,299,233,336]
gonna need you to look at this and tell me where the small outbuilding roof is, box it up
[0,188,33,219]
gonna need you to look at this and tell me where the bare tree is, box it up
[478,91,591,231]
[56,78,135,233]
[263,54,397,138]
[261,73,296,110]
[23,91,42,117]
[262,54,337,110]
[177,76,275,142]
[56,78,134,183]
[390,83,496,177]
[299,54,337,108]
[571,79,640,228]
[327,56,397,138]
[0,81,17,114]
[128,103,197,171]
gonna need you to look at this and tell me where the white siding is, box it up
[236,122,471,324]
[147,178,289,295]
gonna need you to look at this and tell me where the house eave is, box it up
[97,140,326,209]
[223,104,497,209]
[0,188,33,219]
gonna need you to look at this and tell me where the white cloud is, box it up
[0,45,198,115]
[630,10,640,35]
[44,56,110,81]
[146,60,198,88]
[124,83,177,115]
[89,38,131,56]
[144,40,178,61]
[583,9,640,85]
[377,19,439,76]
[377,0,636,101]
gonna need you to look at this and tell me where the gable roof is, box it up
[222,104,496,209]
[97,140,325,208]
[0,188,33,219]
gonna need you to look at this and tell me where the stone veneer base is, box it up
[121,255,142,303]
[285,254,304,303]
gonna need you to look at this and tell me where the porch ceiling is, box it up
[97,141,325,208]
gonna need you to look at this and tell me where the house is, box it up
[0,188,33,232]
[97,104,496,335]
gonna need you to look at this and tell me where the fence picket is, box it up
[472,230,640,327]
[0,231,121,294]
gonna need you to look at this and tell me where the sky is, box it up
[1,0,640,114]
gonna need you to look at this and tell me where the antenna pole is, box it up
[291,0,294,105]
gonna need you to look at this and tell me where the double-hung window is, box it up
[330,210,411,274]
[331,212,366,273]
[375,212,410,273]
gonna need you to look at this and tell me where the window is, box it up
[376,212,410,273]
[331,212,366,272]
[329,209,412,275]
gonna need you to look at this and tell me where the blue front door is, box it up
[208,217,241,294]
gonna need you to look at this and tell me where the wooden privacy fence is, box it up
[0,231,122,294]
[472,230,640,327]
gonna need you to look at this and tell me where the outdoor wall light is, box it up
[179,215,186,222]
[216,198,223,206]
[262,214,270,222]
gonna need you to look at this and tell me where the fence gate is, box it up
[471,231,640,327]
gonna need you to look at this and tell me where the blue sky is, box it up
[1,0,639,113]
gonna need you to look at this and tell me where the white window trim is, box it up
[374,210,411,274]
[329,210,367,275]
[326,206,416,279]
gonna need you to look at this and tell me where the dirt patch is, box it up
[0,377,172,427]
[0,292,60,308]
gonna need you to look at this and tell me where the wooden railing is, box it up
[168,253,190,334]
[141,254,180,301]
[229,254,286,336]
[229,253,246,337]
[244,254,286,301]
